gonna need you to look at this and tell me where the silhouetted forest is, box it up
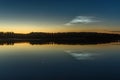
[0,32,119,45]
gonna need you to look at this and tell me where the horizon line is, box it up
[0,31,119,34]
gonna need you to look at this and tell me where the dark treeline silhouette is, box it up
[0,32,119,45]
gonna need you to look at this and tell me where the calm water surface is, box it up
[0,43,120,80]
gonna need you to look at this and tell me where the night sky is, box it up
[0,0,120,33]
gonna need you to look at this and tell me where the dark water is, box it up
[0,42,120,80]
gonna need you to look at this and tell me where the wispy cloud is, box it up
[65,16,100,26]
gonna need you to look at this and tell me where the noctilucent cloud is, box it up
[0,0,120,33]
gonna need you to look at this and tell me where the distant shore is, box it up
[0,32,119,45]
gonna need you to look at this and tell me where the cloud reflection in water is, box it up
[65,50,99,60]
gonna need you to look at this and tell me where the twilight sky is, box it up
[0,0,120,33]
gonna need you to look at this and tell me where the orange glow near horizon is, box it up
[0,23,119,34]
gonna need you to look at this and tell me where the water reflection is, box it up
[0,42,120,80]
[0,39,119,45]
[65,50,99,60]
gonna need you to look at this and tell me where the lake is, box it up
[0,42,120,80]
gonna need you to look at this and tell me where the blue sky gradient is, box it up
[0,0,120,33]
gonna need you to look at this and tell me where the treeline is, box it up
[0,32,120,40]
[0,32,51,39]
[0,32,119,45]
